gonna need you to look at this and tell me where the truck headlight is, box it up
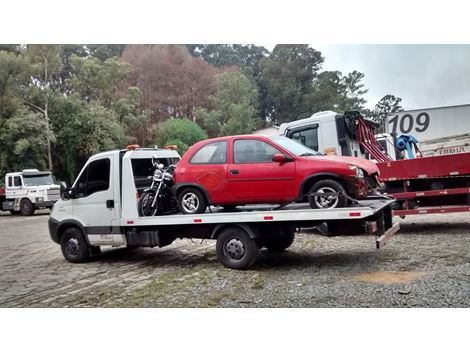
[36,197,44,202]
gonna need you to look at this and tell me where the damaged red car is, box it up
[173,135,380,214]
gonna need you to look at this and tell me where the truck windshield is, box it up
[23,174,55,187]
[268,136,323,156]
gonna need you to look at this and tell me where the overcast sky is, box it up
[309,44,470,110]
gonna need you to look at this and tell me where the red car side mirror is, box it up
[272,153,293,163]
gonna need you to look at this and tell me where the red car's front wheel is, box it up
[308,179,348,209]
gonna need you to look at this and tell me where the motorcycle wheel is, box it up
[138,192,158,216]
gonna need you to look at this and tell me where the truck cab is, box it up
[1,169,60,215]
[279,110,395,161]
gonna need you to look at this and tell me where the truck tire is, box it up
[264,227,295,252]
[308,179,347,209]
[20,199,35,216]
[177,187,207,214]
[216,226,258,270]
[60,227,90,263]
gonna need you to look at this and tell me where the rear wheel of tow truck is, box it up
[263,227,296,252]
[60,227,91,263]
[216,227,258,270]
[20,199,35,216]
[308,179,347,209]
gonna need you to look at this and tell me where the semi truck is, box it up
[48,146,399,269]
[386,104,470,157]
[0,169,61,215]
[279,109,470,217]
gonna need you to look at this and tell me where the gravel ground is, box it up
[0,210,469,307]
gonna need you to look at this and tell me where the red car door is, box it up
[226,138,297,202]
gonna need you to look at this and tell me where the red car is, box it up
[173,135,380,214]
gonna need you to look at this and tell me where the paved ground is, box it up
[0,210,469,307]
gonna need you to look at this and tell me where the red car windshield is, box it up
[268,136,322,156]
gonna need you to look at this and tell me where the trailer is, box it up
[48,147,399,269]
[385,104,470,157]
[280,110,470,217]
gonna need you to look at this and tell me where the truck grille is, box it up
[47,189,61,201]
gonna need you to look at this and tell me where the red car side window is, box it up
[190,141,227,164]
[233,139,281,163]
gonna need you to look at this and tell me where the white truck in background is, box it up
[386,104,470,157]
[0,169,60,215]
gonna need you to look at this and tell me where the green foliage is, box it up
[51,95,127,182]
[0,108,48,174]
[258,44,324,124]
[196,71,259,137]
[154,118,208,155]
[67,55,132,106]
[186,44,268,71]
[310,70,368,112]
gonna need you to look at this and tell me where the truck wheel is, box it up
[177,187,207,214]
[265,227,295,252]
[60,227,90,263]
[216,227,258,270]
[308,179,347,209]
[20,199,35,216]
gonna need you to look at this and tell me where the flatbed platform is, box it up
[123,198,396,227]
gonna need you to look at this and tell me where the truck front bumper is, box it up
[48,217,60,243]
[35,200,56,208]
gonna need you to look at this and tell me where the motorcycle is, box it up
[138,156,177,216]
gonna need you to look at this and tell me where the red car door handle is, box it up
[230,170,239,175]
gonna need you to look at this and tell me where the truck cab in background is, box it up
[279,110,384,159]
[0,169,60,215]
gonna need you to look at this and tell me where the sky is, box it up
[309,44,470,110]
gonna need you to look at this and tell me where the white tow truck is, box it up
[0,169,60,215]
[49,146,399,269]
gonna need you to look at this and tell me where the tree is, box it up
[51,95,127,183]
[67,55,132,106]
[186,44,268,74]
[154,118,208,154]
[310,70,368,113]
[0,108,48,174]
[196,71,259,137]
[367,94,404,132]
[22,45,63,171]
[121,45,220,124]
[258,44,324,125]
[86,44,126,61]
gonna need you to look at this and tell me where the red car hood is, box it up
[311,155,379,175]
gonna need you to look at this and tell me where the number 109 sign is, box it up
[385,105,470,143]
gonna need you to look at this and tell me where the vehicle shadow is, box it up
[94,245,382,271]
[398,222,469,235]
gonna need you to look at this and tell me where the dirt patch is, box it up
[353,271,429,284]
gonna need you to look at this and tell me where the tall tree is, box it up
[23,45,63,171]
[186,44,268,73]
[310,70,368,113]
[258,44,324,125]
[121,45,220,125]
